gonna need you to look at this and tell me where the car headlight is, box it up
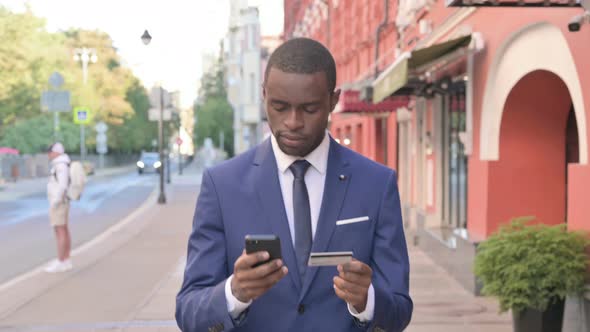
[137,161,145,168]
[154,161,162,168]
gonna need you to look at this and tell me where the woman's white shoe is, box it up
[44,259,73,273]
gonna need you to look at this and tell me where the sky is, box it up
[1,0,284,108]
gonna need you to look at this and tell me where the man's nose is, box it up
[284,109,304,130]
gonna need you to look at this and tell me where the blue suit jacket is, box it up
[176,138,412,332]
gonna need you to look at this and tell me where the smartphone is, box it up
[245,234,282,267]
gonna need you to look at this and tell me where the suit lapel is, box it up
[299,139,351,300]
[253,140,301,291]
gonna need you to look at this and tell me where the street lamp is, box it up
[141,30,152,45]
[73,47,98,161]
[141,30,166,204]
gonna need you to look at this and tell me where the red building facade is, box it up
[284,0,403,169]
[283,0,590,293]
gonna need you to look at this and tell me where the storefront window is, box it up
[443,85,468,230]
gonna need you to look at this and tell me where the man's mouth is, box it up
[280,135,305,147]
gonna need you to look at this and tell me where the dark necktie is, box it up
[289,160,312,281]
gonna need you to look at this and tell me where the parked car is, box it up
[137,152,161,174]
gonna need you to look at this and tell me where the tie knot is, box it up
[289,160,311,179]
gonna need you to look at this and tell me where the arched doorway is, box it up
[566,106,579,218]
[488,70,578,228]
[479,22,588,166]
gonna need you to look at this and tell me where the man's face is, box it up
[263,68,340,157]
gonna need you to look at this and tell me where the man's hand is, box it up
[231,250,288,303]
[333,259,372,312]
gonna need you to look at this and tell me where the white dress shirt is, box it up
[225,131,374,321]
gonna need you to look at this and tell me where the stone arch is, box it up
[479,22,588,165]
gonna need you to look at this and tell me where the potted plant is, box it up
[474,217,589,332]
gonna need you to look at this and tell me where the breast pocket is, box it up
[331,216,374,260]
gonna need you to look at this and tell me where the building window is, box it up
[442,85,468,230]
[248,24,258,50]
[250,73,256,103]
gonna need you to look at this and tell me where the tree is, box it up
[0,6,172,155]
[108,79,158,153]
[194,55,234,156]
[0,6,161,154]
[0,6,69,136]
[0,114,79,154]
[62,29,134,126]
[195,96,234,156]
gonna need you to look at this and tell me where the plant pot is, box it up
[512,298,565,332]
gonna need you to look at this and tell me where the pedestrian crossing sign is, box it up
[73,107,91,125]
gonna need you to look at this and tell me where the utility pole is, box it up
[158,85,166,204]
[73,48,97,161]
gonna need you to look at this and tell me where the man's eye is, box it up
[273,106,288,112]
[304,108,319,113]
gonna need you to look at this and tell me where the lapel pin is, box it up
[339,175,346,181]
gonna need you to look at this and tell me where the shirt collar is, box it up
[270,131,330,175]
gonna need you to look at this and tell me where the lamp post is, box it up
[177,137,183,176]
[73,48,97,161]
[141,30,166,204]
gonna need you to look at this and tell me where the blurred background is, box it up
[1,1,590,331]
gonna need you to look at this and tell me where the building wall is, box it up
[459,8,590,237]
[284,0,590,237]
[329,112,397,169]
[283,0,403,179]
[488,70,571,230]
[227,3,263,155]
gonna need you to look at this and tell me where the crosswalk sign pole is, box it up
[80,124,86,161]
[73,107,91,161]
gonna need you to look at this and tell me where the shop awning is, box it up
[0,147,19,155]
[372,35,472,103]
[336,90,409,114]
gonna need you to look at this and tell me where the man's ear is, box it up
[262,84,266,99]
[330,89,341,113]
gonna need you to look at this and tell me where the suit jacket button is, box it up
[298,304,305,314]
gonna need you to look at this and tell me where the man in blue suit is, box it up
[176,38,412,332]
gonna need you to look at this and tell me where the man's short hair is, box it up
[264,38,337,92]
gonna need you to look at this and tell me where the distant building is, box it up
[226,0,263,155]
[259,35,282,141]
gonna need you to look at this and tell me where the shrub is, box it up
[474,217,589,313]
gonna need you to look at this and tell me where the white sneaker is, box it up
[62,259,73,271]
[44,259,73,273]
[44,259,59,272]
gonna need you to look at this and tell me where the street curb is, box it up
[0,187,157,295]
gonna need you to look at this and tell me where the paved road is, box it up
[0,171,160,284]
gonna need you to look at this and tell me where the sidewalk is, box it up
[0,164,136,201]
[405,243,511,331]
[0,161,511,332]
